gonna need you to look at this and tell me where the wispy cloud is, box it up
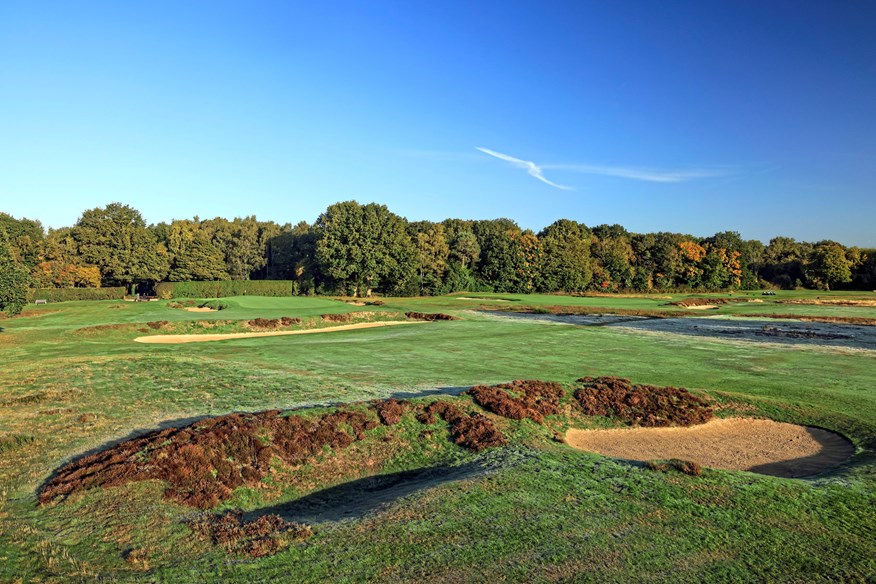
[475,147,572,190]
[541,163,728,183]
[474,146,729,186]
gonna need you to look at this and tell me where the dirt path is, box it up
[565,417,854,478]
[134,321,425,344]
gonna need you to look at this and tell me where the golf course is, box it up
[1,290,874,582]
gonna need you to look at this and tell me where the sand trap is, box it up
[183,307,216,313]
[686,304,719,310]
[566,417,854,478]
[455,297,511,302]
[134,321,424,344]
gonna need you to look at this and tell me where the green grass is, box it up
[1,291,874,582]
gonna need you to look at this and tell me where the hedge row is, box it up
[155,281,297,299]
[27,287,126,302]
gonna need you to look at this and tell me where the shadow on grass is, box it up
[247,461,489,524]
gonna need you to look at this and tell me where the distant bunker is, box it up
[134,321,425,344]
[566,417,854,478]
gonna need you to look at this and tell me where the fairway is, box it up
[1,292,875,582]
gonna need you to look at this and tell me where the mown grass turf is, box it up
[0,291,874,582]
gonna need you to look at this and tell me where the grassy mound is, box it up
[574,376,713,427]
[40,409,381,509]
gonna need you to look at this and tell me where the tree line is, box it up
[1,200,874,312]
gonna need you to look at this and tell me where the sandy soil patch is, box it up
[455,297,511,302]
[134,321,424,344]
[781,298,876,307]
[566,417,853,478]
[183,307,216,313]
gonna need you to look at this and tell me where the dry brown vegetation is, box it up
[574,376,713,427]
[416,401,507,451]
[404,312,459,321]
[373,399,411,425]
[465,380,564,423]
[670,298,735,308]
[247,316,302,329]
[189,511,312,557]
[322,313,353,322]
[40,408,380,509]
[646,459,703,476]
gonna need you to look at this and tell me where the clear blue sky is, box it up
[1,1,874,246]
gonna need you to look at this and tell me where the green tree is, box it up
[205,217,279,280]
[415,224,450,294]
[0,228,30,315]
[0,212,44,268]
[71,203,170,292]
[314,201,417,296]
[805,241,852,290]
[592,236,635,290]
[537,219,592,292]
[164,220,229,281]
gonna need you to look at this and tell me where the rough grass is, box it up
[2,291,875,582]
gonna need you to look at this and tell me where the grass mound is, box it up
[189,511,312,557]
[574,376,713,427]
[405,312,459,321]
[40,409,380,509]
[465,380,564,423]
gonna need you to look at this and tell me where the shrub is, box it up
[26,287,126,302]
[373,399,409,425]
[466,380,564,423]
[189,511,311,557]
[646,459,703,477]
[405,312,459,321]
[416,401,506,451]
[40,408,379,509]
[154,281,297,299]
[574,376,713,427]
[321,313,353,322]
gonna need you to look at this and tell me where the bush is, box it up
[405,312,459,321]
[154,281,297,299]
[189,511,311,557]
[40,408,380,509]
[26,287,126,302]
[416,401,506,451]
[574,376,713,427]
[466,380,564,423]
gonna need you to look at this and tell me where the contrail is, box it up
[476,147,573,190]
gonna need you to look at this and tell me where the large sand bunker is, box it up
[134,321,423,344]
[566,417,854,478]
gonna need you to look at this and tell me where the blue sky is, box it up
[1,1,874,246]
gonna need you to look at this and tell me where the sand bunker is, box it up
[134,321,423,344]
[686,304,719,310]
[456,297,512,302]
[183,307,216,313]
[566,417,854,478]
